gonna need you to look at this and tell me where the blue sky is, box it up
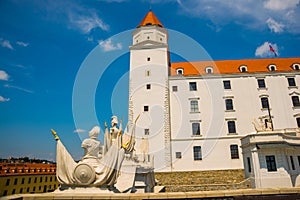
[0,0,300,161]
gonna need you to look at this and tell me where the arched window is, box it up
[205,66,213,74]
[239,65,247,72]
[268,64,277,71]
[176,68,184,75]
[292,63,300,70]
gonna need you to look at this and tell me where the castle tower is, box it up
[128,11,171,171]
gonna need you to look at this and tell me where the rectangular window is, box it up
[34,177,37,183]
[288,77,296,87]
[190,100,199,112]
[12,189,15,195]
[21,178,25,184]
[3,190,7,196]
[266,155,277,172]
[27,187,30,193]
[19,188,23,193]
[147,57,150,61]
[144,129,149,135]
[28,177,31,184]
[192,123,200,135]
[225,99,234,110]
[5,179,10,186]
[189,82,197,91]
[227,121,236,134]
[145,70,150,76]
[146,84,151,90]
[298,156,300,166]
[172,86,178,92]
[247,157,251,173]
[230,144,239,159]
[261,97,269,109]
[257,79,266,88]
[40,177,43,182]
[14,178,18,185]
[290,156,295,170]
[144,106,149,112]
[292,96,300,107]
[193,146,202,160]
[45,177,48,182]
[176,152,182,159]
[297,118,300,128]
[223,80,231,89]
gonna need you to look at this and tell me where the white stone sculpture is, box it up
[51,116,137,191]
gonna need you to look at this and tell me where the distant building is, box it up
[0,163,58,197]
[129,10,300,172]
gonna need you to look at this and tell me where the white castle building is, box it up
[128,11,300,172]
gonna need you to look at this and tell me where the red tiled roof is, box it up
[0,163,56,176]
[170,57,300,76]
[137,11,164,28]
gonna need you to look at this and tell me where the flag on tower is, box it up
[269,44,278,57]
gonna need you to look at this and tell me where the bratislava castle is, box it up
[128,11,300,172]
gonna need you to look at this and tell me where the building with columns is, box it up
[129,11,300,172]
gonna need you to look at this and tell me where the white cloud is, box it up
[4,84,34,93]
[264,0,300,11]
[98,38,122,52]
[0,38,14,50]
[255,41,279,57]
[16,41,29,47]
[266,18,284,33]
[176,0,300,33]
[0,96,10,102]
[0,70,9,81]
[74,129,86,133]
[69,12,109,34]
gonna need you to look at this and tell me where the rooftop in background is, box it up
[137,10,164,28]
[171,57,300,76]
[0,163,56,177]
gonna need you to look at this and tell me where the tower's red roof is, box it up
[137,11,164,28]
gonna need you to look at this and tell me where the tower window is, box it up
[147,57,150,61]
[230,144,239,159]
[193,146,202,160]
[147,36,150,39]
[146,84,151,90]
[145,70,151,76]
[144,129,149,135]
[225,99,234,111]
[261,97,270,109]
[257,79,266,88]
[190,100,199,112]
[227,121,236,134]
[144,106,149,112]
[288,77,296,87]
[176,152,182,159]
[189,82,197,91]
[292,96,300,107]
[192,122,200,135]
[172,86,178,92]
[266,155,277,172]
[223,80,231,89]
